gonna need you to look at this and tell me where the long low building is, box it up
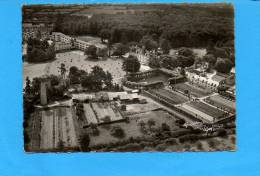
[51,32,107,51]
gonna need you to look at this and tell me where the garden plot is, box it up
[126,102,160,114]
[91,102,124,122]
[83,103,98,124]
[205,94,236,112]
[149,88,189,104]
[178,104,215,122]
[37,107,78,151]
[188,101,226,119]
[173,82,212,97]
[89,110,180,146]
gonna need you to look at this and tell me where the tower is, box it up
[40,78,51,105]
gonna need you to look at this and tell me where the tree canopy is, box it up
[214,58,233,74]
[122,55,141,73]
[85,45,98,59]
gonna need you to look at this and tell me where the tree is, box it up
[148,55,161,68]
[79,134,90,151]
[161,55,179,69]
[180,67,186,76]
[110,126,125,138]
[120,32,128,44]
[175,119,185,126]
[203,54,217,66]
[140,36,158,51]
[24,77,31,95]
[177,55,195,68]
[138,120,145,128]
[214,58,233,73]
[100,29,110,43]
[54,14,64,32]
[161,123,170,131]
[97,47,108,58]
[178,47,194,57]
[104,71,113,88]
[122,55,141,73]
[59,63,66,79]
[103,115,111,123]
[69,66,79,76]
[147,119,156,129]
[112,43,129,57]
[85,45,97,59]
[159,38,171,54]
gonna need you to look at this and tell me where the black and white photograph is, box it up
[23,3,236,152]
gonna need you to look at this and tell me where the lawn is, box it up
[91,102,124,122]
[125,102,160,114]
[88,110,180,147]
[173,82,212,97]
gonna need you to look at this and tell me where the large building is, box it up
[51,32,106,52]
[22,23,54,41]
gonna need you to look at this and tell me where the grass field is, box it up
[173,82,212,97]
[89,110,180,146]
[30,107,78,151]
[91,102,124,122]
[206,95,236,112]
[149,88,189,104]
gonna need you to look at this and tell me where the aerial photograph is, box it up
[22,3,236,152]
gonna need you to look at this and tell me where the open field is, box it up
[188,101,226,119]
[23,50,126,87]
[89,110,180,146]
[149,88,189,104]
[91,102,124,122]
[30,107,78,151]
[173,82,212,97]
[205,94,236,112]
[126,102,160,114]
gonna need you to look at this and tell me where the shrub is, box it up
[196,142,203,150]
[165,138,178,145]
[161,123,170,131]
[110,126,125,138]
[79,134,90,151]
[217,129,227,137]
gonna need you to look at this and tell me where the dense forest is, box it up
[23,4,234,48]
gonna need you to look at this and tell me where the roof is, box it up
[72,93,94,101]
[212,74,225,83]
